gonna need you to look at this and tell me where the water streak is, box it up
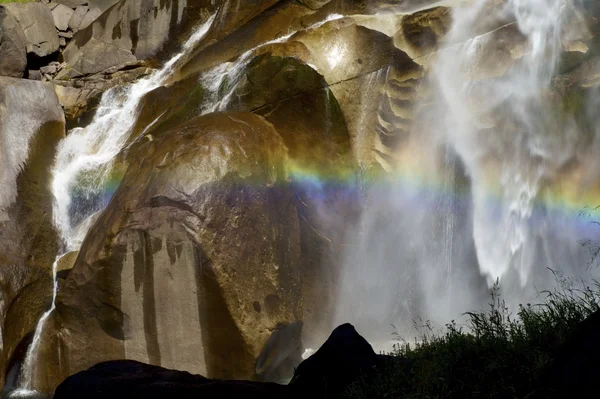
[12,257,59,395]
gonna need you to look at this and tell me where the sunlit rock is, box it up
[2,3,60,59]
[59,0,219,78]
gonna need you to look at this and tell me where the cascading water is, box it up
[338,0,600,340]
[10,15,218,395]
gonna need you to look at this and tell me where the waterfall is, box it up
[51,14,216,251]
[338,0,600,339]
[433,0,568,287]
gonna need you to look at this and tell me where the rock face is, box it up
[34,112,303,392]
[3,3,60,59]
[0,77,66,391]
[53,60,152,121]
[0,8,27,78]
[59,0,215,78]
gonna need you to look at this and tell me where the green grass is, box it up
[0,0,35,3]
[345,277,600,399]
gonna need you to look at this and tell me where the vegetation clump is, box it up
[345,277,600,398]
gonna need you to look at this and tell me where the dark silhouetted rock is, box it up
[53,360,296,399]
[290,323,379,397]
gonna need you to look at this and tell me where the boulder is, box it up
[2,3,60,58]
[0,7,27,78]
[131,53,360,347]
[34,112,303,392]
[54,0,120,30]
[68,6,88,31]
[51,4,75,32]
[290,323,379,397]
[0,77,66,391]
[53,360,295,399]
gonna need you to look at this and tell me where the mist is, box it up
[335,0,600,343]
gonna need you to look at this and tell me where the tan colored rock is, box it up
[61,0,220,78]
[179,1,321,79]
[3,3,60,58]
[227,55,361,346]
[393,7,451,64]
[68,5,88,31]
[35,112,302,392]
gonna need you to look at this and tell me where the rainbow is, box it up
[66,147,600,249]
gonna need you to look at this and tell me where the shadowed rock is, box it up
[53,360,295,399]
